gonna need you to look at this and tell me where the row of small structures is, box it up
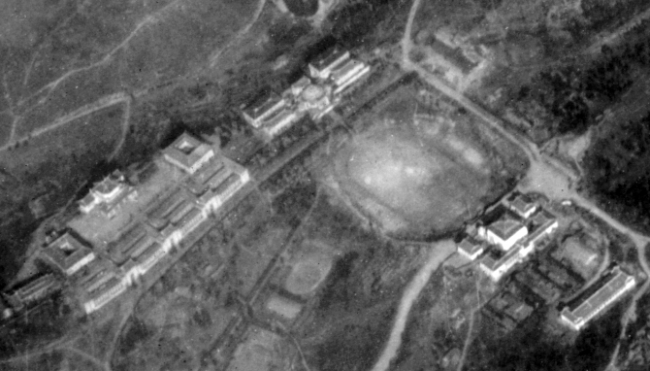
[0,48,373,319]
[455,192,637,331]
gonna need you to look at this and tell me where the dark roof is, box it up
[192,159,226,187]
[107,226,148,264]
[147,189,187,221]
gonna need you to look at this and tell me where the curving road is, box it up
[371,239,455,371]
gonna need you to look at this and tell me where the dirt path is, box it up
[586,5,650,55]
[371,239,455,371]
[209,0,268,68]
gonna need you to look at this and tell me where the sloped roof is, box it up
[488,217,526,240]
[163,132,214,170]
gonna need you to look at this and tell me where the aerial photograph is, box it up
[2,0,650,370]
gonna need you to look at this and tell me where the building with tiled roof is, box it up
[330,59,371,95]
[308,49,351,80]
[504,192,538,219]
[83,276,128,314]
[560,267,636,331]
[41,233,96,276]
[163,133,216,174]
[457,235,485,260]
[4,274,61,309]
[258,107,305,139]
[241,93,288,129]
[479,247,522,282]
[134,242,168,276]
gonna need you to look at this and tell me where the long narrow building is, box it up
[560,267,636,331]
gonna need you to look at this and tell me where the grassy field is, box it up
[0,104,123,190]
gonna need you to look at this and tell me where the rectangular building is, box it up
[560,267,636,330]
[504,192,539,219]
[106,225,148,265]
[258,107,304,139]
[5,274,61,309]
[241,93,287,128]
[457,235,485,260]
[83,276,128,314]
[41,233,96,276]
[479,247,522,282]
[163,132,216,174]
[308,49,351,80]
[330,59,371,95]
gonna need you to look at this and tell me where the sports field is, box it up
[331,87,519,237]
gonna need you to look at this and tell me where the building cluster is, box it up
[459,192,638,332]
[241,49,371,139]
[8,133,251,315]
[560,266,636,331]
[457,192,559,282]
[483,288,534,332]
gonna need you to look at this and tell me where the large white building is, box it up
[78,133,251,314]
[560,267,636,331]
[479,215,528,251]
